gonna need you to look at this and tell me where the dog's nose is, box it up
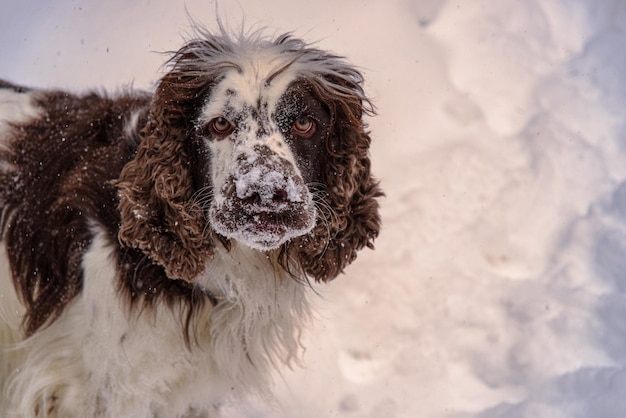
[232,145,303,210]
[236,172,299,209]
[242,188,289,206]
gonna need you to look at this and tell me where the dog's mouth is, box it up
[251,212,290,234]
[209,204,316,251]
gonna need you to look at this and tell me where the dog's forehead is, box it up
[201,57,300,120]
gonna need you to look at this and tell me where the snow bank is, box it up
[256,1,626,417]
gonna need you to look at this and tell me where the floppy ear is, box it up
[116,45,216,282]
[293,75,383,281]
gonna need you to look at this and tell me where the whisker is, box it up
[308,183,336,221]
[191,187,214,213]
[191,185,214,206]
[305,182,328,195]
[190,185,215,238]
[307,184,337,261]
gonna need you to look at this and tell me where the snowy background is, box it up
[2,0,626,417]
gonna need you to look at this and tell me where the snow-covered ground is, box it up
[2,0,626,416]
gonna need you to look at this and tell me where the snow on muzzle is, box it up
[209,144,317,251]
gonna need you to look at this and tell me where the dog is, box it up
[0,25,381,417]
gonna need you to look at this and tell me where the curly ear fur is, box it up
[292,75,383,281]
[117,46,218,282]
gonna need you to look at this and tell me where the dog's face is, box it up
[196,65,330,251]
[117,33,381,282]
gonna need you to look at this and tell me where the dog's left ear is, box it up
[116,42,217,281]
[292,72,383,281]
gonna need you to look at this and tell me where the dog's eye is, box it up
[209,117,234,137]
[291,116,316,138]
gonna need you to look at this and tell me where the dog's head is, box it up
[117,28,382,282]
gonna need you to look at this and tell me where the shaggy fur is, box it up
[0,26,381,418]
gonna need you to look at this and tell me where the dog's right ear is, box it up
[116,40,222,282]
[116,116,213,282]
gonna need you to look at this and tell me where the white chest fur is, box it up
[2,228,310,417]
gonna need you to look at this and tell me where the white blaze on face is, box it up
[199,53,316,251]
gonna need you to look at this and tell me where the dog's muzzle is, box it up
[209,144,316,250]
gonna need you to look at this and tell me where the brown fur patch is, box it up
[0,86,149,334]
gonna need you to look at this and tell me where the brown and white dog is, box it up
[0,25,381,417]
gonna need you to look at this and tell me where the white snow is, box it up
[2,0,626,416]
